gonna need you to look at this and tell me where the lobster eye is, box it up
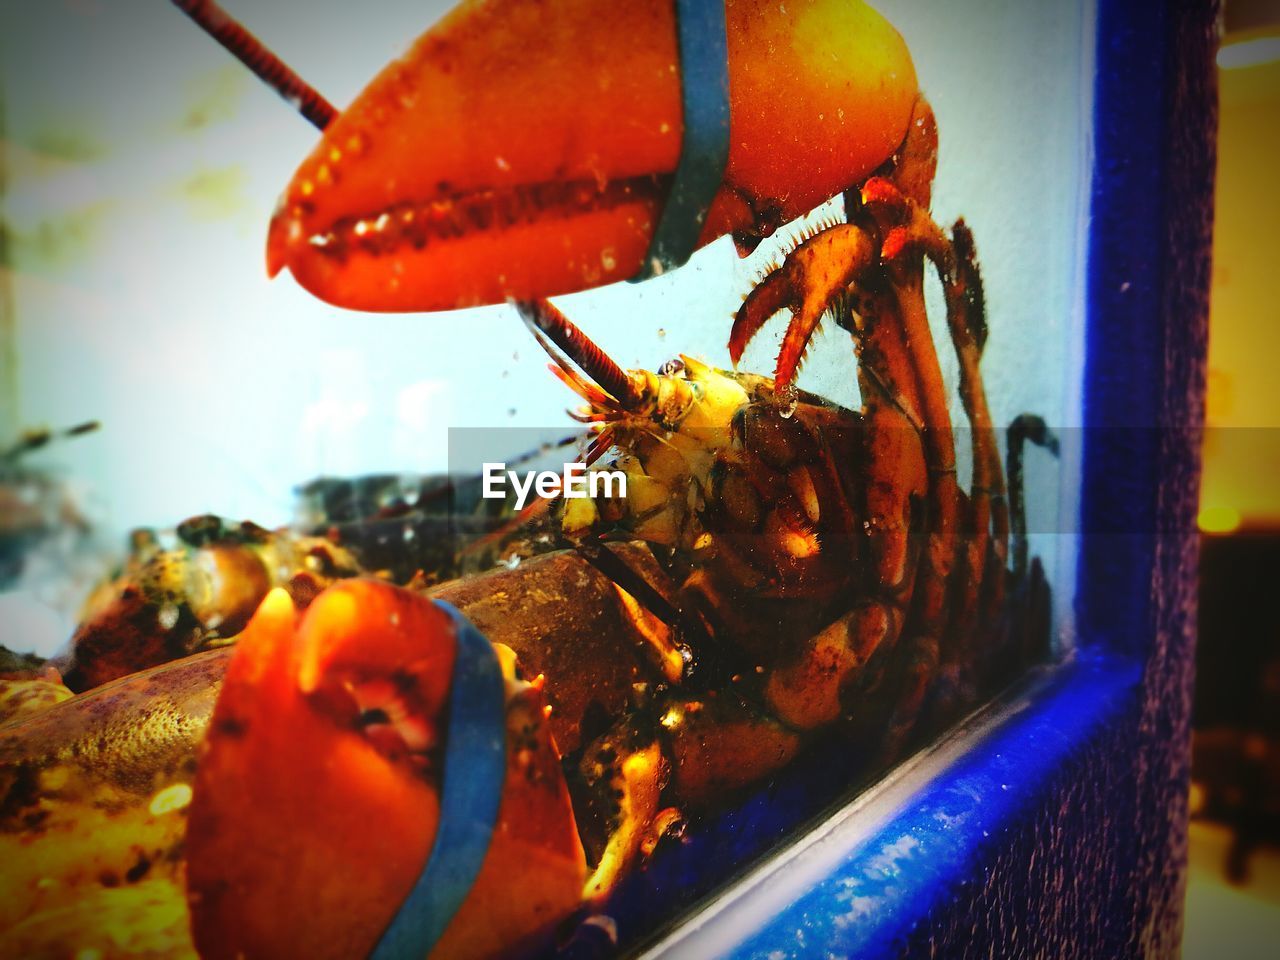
[658,357,686,377]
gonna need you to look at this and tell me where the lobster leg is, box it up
[723,98,969,749]
[751,280,948,743]
[843,100,963,753]
[867,183,1008,588]
[863,178,1013,712]
[576,732,670,905]
[730,223,877,389]
[835,290,935,752]
[730,96,962,639]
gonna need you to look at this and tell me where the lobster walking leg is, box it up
[730,224,878,388]
[727,93,1029,747]
[728,98,963,644]
[718,119,939,762]
[854,103,960,652]
[864,176,1015,711]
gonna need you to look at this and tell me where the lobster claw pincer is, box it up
[266,0,918,312]
[186,581,585,959]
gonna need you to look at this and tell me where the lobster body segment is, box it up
[267,0,917,311]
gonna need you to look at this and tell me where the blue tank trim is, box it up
[706,652,1143,957]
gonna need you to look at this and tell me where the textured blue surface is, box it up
[727,651,1143,959]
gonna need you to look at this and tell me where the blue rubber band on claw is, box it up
[630,0,731,281]
[370,601,506,960]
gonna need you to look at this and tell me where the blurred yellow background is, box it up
[1200,37,1280,533]
[1187,11,1280,957]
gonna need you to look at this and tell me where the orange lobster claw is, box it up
[186,581,585,959]
[267,0,918,311]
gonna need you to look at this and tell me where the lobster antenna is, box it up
[174,0,575,398]
[1,420,100,466]
[170,0,337,131]
[515,300,643,410]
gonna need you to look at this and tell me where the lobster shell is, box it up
[185,581,585,959]
[267,0,917,311]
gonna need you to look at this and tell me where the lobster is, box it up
[1,0,1057,956]
[0,333,1052,958]
[173,0,1046,935]
[54,516,364,692]
[0,547,684,959]
[178,298,1051,960]
[216,0,1014,740]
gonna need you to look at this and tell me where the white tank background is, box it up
[0,0,1091,654]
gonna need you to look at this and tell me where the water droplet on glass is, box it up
[777,384,798,419]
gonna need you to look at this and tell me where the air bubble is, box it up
[778,384,798,419]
